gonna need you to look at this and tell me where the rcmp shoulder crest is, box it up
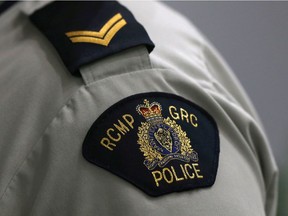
[82,92,219,196]
[136,99,198,170]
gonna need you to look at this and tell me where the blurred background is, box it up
[164,2,288,215]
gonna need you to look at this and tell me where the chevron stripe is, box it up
[69,19,127,46]
[65,13,127,46]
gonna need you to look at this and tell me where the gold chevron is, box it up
[69,19,127,46]
[65,13,127,46]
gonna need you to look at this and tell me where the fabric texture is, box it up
[0,1,278,216]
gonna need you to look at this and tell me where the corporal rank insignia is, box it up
[30,1,154,76]
[83,92,219,196]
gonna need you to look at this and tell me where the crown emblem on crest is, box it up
[136,99,163,124]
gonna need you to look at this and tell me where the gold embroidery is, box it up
[100,114,134,151]
[137,100,199,170]
[151,163,204,187]
[66,13,123,38]
[65,13,127,46]
[169,106,198,127]
[137,117,194,168]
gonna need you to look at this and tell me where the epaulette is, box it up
[29,1,154,76]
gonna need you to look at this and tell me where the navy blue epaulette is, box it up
[30,1,155,76]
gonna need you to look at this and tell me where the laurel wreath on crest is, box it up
[137,117,193,163]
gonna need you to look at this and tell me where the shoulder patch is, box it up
[83,92,220,196]
[29,1,154,76]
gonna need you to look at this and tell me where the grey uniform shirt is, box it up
[0,1,278,216]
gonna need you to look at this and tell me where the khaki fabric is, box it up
[0,1,278,216]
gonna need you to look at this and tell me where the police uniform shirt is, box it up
[0,1,278,216]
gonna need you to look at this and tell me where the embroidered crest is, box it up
[82,92,220,196]
[137,99,198,170]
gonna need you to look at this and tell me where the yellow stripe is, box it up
[66,13,122,38]
[69,19,127,46]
